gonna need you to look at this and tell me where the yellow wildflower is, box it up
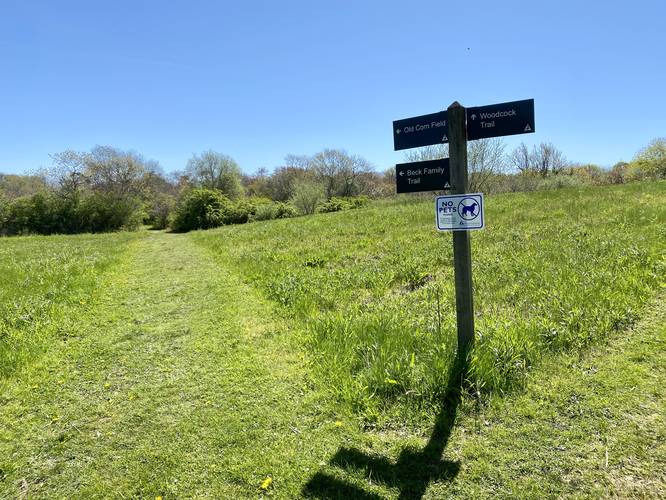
[260,476,272,490]
[334,421,343,428]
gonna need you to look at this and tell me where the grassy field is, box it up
[0,232,142,379]
[191,182,665,422]
[1,182,664,498]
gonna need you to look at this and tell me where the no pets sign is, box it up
[435,193,485,231]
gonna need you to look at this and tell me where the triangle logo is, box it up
[524,124,532,132]
[442,135,447,142]
[444,182,450,188]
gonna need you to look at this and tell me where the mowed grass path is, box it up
[0,232,348,498]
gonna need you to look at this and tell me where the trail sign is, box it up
[393,111,448,150]
[395,158,450,193]
[435,193,485,231]
[467,98,534,140]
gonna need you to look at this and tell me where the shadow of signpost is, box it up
[302,356,466,499]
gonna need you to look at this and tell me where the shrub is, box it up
[347,195,370,209]
[566,164,605,185]
[608,162,628,184]
[224,198,255,225]
[291,180,325,215]
[0,194,8,232]
[253,203,277,221]
[629,138,666,180]
[536,174,587,191]
[274,202,297,218]
[318,197,350,213]
[251,201,298,221]
[170,188,231,232]
[77,192,144,232]
[318,196,370,213]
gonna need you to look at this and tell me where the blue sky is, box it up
[1,0,664,175]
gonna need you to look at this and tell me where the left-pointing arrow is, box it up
[396,129,401,134]
[399,171,404,176]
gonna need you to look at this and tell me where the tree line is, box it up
[1,137,664,235]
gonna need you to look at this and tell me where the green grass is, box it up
[1,181,664,498]
[190,182,666,421]
[0,231,142,379]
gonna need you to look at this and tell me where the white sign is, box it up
[435,193,485,231]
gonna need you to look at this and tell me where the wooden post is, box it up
[447,101,475,358]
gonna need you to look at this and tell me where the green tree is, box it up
[290,180,325,215]
[186,150,243,199]
[171,188,230,232]
[630,138,666,179]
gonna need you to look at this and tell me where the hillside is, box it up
[1,182,664,498]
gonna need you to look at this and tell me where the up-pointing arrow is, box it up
[470,114,477,120]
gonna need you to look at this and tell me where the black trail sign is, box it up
[466,98,535,140]
[393,111,448,151]
[395,158,450,193]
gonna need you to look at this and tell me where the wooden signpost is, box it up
[392,99,535,358]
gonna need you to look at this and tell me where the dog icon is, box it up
[460,202,478,217]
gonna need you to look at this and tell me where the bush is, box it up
[0,194,8,232]
[250,201,298,221]
[347,195,370,209]
[291,180,325,215]
[224,198,255,225]
[566,164,606,185]
[536,174,588,191]
[170,188,231,232]
[628,138,666,180]
[608,162,628,184]
[77,192,144,232]
[318,196,370,214]
[318,197,350,213]
[275,202,297,218]
[253,203,278,221]
[171,190,300,232]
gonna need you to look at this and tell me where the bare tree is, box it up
[404,139,506,192]
[47,149,88,195]
[284,154,312,170]
[309,149,373,198]
[532,142,567,177]
[85,146,148,196]
[509,143,532,174]
[267,165,312,201]
[509,142,567,177]
[404,144,449,163]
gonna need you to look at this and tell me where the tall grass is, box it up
[0,232,139,378]
[192,182,665,418]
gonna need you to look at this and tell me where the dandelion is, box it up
[260,476,272,490]
[334,421,343,428]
